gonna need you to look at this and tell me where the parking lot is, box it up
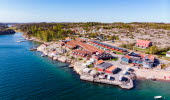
[104,53,131,81]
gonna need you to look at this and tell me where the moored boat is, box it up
[16,40,26,43]
[30,47,37,51]
[41,54,46,57]
[154,96,163,99]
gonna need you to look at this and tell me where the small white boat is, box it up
[16,40,26,43]
[30,48,37,51]
[41,54,46,57]
[154,96,162,99]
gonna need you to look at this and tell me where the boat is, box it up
[16,40,26,43]
[154,96,163,99]
[41,54,46,57]
[30,48,37,51]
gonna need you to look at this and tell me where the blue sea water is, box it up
[0,33,170,100]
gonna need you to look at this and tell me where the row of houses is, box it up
[65,41,78,49]
[90,41,128,53]
[93,53,115,60]
[75,37,86,42]
[121,52,155,68]
[70,39,104,54]
[63,37,105,58]
[72,49,92,57]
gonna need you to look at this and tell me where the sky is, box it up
[0,0,169,23]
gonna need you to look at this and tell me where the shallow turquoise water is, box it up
[0,33,170,100]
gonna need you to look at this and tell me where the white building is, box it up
[166,51,170,57]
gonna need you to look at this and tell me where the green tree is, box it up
[108,35,119,40]
[148,46,159,54]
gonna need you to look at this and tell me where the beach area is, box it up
[135,68,170,81]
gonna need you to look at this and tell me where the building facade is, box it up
[136,40,152,48]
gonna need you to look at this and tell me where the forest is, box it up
[17,23,75,42]
[0,24,15,35]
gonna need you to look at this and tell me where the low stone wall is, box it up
[80,75,134,89]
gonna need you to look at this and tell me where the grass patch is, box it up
[106,58,118,61]
[157,51,166,56]
[133,47,149,53]
[111,50,125,55]
[78,58,83,60]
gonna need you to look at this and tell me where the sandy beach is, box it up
[134,68,170,81]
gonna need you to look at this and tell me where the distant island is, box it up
[0,24,15,35]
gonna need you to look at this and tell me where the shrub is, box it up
[87,64,93,68]
[78,58,83,60]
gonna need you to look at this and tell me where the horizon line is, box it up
[0,21,170,24]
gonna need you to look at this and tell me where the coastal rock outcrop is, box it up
[0,29,15,35]
[58,56,67,62]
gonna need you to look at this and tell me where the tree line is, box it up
[17,23,74,42]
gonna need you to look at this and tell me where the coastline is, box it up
[22,33,134,89]
[134,68,170,82]
[22,32,170,90]
[136,76,170,83]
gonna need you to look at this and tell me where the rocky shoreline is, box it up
[22,32,170,90]
[0,29,15,35]
[23,34,135,89]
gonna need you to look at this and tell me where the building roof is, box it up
[140,54,145,58]
[147,55,155,60]
[167,51,170,54]
[125,55,131,59]
[137,40,151,44]
[65,37,71,40]
[73,49,91,55]
[65,41,77,48]
[106,66,117,71]
[53,51,58,54]
[75,38,86,42]
[129,52,141,57]
[96,60,104,65]
[72,40,104,53]
[91,41,128,52]
[95,62,113,69]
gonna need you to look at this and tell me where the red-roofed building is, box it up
[65,41,77,49]
[72,40,104,54]
[136,40,152,48]
[125,55,131,59]
[72,50,91,57]
[105,66,117,73]
[95,60,104,65]
[65,37,71,41]
[146,55,155,61]
[75,38,86,42]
